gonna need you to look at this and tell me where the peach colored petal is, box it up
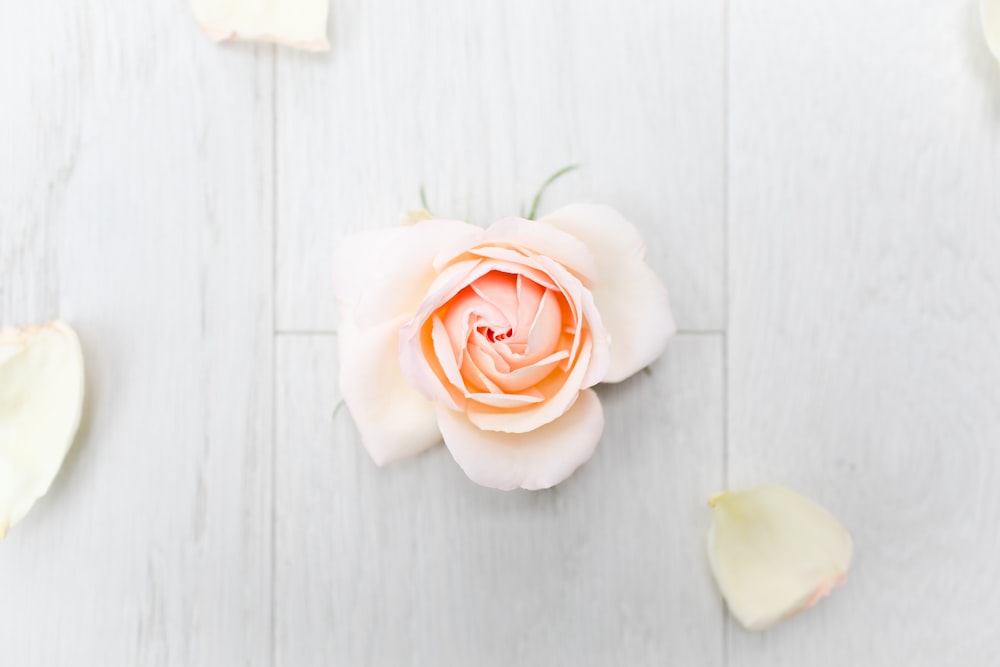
[465,337,594,433]
[533,254,610,387]
[189,0,330,51]
[539,204,674,382]
[707,484,853,631]
[400,258,561,407]
[338,309,441,466]
[436,388,604,490]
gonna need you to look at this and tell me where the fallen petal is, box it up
[189,0,330,51]
[0,321,85,538]
[707,484,853,631]
[984,0,1000,65]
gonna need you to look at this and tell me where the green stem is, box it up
[526,164,579,220]
[419,185,433,215]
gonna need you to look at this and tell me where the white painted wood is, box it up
[274,0,725,334]
[5,0,999,663]
[275,333,724,665]
[0,3,274,665]
[729,0,1000,664]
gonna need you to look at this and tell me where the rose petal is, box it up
[189,0,331,50]
[400,209,433,226]
[338,308,441,466]
[984,0,1000,65]
[0,321,85,538]
[465,336,594,433]
[539,204,675,382]
[431,217,600,284]
[400,257,562,405]
[707,484,853,631]
[333,219,481,329]
[436,388,604,490]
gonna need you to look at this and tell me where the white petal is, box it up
[338,308,441,466]
[539,204,675,382]
[983,0,1000,65]
[480,217,600,282]
[0,321,85,538]
[436,388,604,490]
[707,484,853,631]
[190,0,330,51]
[333,219,481,329]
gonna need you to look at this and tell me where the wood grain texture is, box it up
[0,2,274,665]
[275,333,724,666]
[274,0,725,334]
[5,0,1000,663]
[728,0,1000,663]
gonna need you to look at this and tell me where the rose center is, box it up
[481,326,514,343]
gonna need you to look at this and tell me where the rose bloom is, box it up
[333,204,675,490]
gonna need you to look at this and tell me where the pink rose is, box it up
[333,204,675,490]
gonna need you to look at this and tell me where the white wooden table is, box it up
[2,0,998,664]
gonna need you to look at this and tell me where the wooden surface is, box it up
[0,0,996,664]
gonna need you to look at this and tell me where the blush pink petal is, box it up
[436,388,605,490]
[333,219,481,329]
[338,309,441,465]
[539,204,675,382]
[533,255,610,387]
[465,337,595,434]
[400,257,559,404]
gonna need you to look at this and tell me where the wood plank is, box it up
[0,3,274,664]
[275,333,724,665]
[275,0,725,333]
[728,1,1000,663]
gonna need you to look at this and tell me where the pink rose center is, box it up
[483,327,513,343]
[431,269,577,401]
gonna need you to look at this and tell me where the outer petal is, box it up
[432,217,600,284]
[539,204,675,382]
[984,0,1000,65]
[333,219,481,329]
[338,308,441,466]
[0,321,85,538]
[707,484,853,631]
[436,389,604,490]
[189,0,330,51]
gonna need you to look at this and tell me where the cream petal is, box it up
[338,308,442,466]
[707,484,853,631]
[189,0,331,51]
[539,204,675,382]
[431,217,599,283]
[400,209,433,226]
[437,388,604,490]
[984,0,1000,65]
[333,219,480,329]
[0,321,85,538]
